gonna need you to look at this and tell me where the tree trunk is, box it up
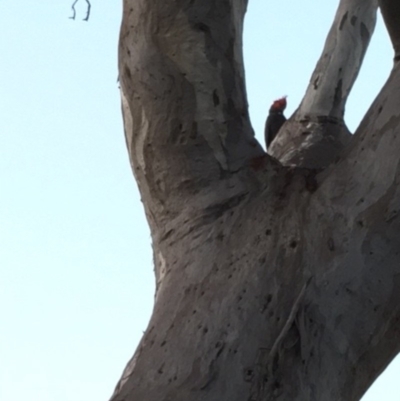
[111,0,400,400]
[270,0,378,169]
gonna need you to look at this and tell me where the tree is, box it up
[111,0,400,399]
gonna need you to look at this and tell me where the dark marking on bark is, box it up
[216,231,224,241]
[273,380,281,389]
[213,90,220,106]
[328,238,335,251]
[202,192,248,222]
[313,75,319,89]
[339,12,348,30]
[350,15,357,26]
[360,23,371,56]
[226,38,235,64]
[161,228,175,240]
[305,171,319,193]
[301,131,311,136]
[124,65,132,81]
[277,192,286,201]
[160,340,166,347]
[386,210,398,223]
[194,22,210,33]
[290,240,298,249]
[265,229,272,236]
[215,342,224,354]
[300,115,343,125]
[333,78,343,111]
[378,106,383,114]
[261,294,273,313]
[275,169,296,202]
[244,368,254,382]
[199,371,218,390]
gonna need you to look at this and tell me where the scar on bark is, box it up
[69,0,91,21]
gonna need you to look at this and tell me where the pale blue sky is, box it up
[0,1,398,400]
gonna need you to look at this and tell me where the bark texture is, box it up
[111,0,400,400]
[379,0,400,58]
[270,0,378,169]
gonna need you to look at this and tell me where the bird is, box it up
[265,96,287,151]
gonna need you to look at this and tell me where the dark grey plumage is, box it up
[264,97,287,151]
[265,110,286,149]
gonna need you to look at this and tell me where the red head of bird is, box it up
[270,96,287,112]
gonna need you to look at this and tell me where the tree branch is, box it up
[112,2,400,400]
[305,1,400,390]
[310,60,400,400]
[83,0,91,21]
[69,0,91,21]
[299,0,378,120]
[379,0,400,58]
[270,0,378,169]
[119,0,265,230]
[69,0,78,20]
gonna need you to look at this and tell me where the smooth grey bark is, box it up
[111,0,400,400]
[379,0,400,58]
[270,0,378,169]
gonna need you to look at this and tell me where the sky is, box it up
[0,1,399,400]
